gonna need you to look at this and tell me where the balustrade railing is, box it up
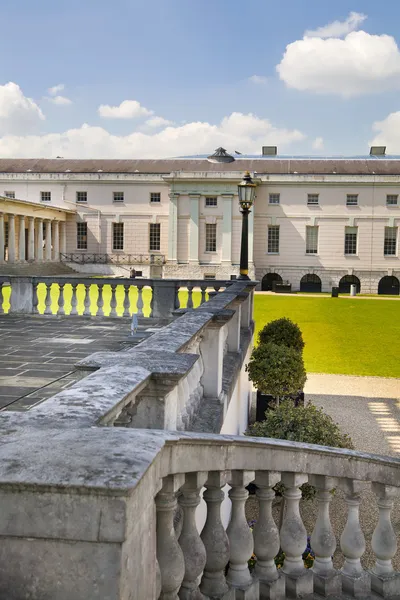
[60,252,166,265]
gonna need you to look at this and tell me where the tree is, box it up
[258,318,305,353]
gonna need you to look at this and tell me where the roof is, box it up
[2,157,400,175]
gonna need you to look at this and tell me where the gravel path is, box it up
[246,373,400,570]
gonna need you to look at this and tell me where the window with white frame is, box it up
[205,196,217,207]
[269,193,280,204]
[346,194,358,206]
[149,223,161,251]
[306,226,318,254]
[344,226,357,255]
[113,191,124,203]
[267,225,280,253]
[76,191,87,203]
[150,192,161,203]
[387,194,398,206]
[76,222,87,250]
[41,191,51,202]
[307,194,319,206]
[205,223,217,252]
[4,191,15,199]
[112,222,124,251]
[384,227,397,256]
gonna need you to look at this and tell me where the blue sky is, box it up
[2,0,400,157]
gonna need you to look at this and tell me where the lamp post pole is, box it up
[237,171,256,281]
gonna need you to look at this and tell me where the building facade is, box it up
[0,153,399,293]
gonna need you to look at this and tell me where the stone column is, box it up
[222,194,233,264]
[36,218,43,261]
[60,221,67,255]
[199,313,231,397]
[45,219,52,261]
[188,193,200,263]
[18,215,25,262]
[0,213,4,263]
[53,220,60,261]
[167,192,179,262]
[28,217,35,261]
[8,214,16,263]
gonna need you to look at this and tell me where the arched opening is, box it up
[300,273,322,293]
[378,276,400,295]
[261,273,283,291]
[339,275,361,294]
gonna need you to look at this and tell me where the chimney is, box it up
[262,146,277,156]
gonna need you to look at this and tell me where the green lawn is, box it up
[254,295,400,378]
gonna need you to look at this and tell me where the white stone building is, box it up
[0,149,399,293]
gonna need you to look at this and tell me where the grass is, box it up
[253,295,400,378]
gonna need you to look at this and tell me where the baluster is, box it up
[280,473,313,598]
[175,285,180,309]
[310,475,341,596]
[57,283,65,316]
[156,474,185,600]
[213,285,221,293]
[178,472,207,599]
[200,471,230,598]
[371,483,399,598]
[186,284,194,309]
[226,471,258,595]
[200,284,207,305]
[110,284,117,318]
[0,283,3,315]
[253,472,285,600]
[149,284,154,318]
[83,283,91,316]
[123,284,130,317]
[70,283,78,316]
[137,284,144,317]
[32,282,39,314]
[340,479,370,596]
[44,283,52,315]
[96,284,104,317]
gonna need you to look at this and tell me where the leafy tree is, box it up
[258,318,305,353]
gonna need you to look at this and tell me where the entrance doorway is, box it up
[261,273,282,291]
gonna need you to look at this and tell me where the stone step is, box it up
[0,262,85,276]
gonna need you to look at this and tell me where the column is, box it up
[18,215,25,262]
[36,218,43,261]
[188,193,200,263]
[167,192,179,262]
[53,220,60,261]
[0,213,4,263]
[8,214,16,263]
[221,194,233,263]
[60,221,67,255]
[45,219,52,261]
[28,217,35,261]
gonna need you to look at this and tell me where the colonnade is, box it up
[0,213,66,263]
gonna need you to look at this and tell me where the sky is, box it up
[2,0,400,158]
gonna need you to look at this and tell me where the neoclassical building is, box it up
[0,148,399,293]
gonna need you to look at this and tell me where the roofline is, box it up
[0,195,75,214]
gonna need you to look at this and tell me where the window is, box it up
[344,226,357,255]
[267,225,280,253]
[269,193,280,204]
[384,227,397,256]
[387,194,398,206]
[112,223,124,251]
[4,191,15,199]
[113,191,124,203]
[149,223,161,251]
[205,223,217,252]
[76,191,87,203]
[41,191,51,202]
[205,197,217,207]
[76,222,87,250]
[346,194,358,206]
[150,192,161,203]
[204,274,216,280]
[306,226,318,254]
[307,194,319,206]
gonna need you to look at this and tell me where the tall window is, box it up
[205,223,217,252]
[149,223,161,251]
[344,227,357,255]
[384,227,397,256]
[113,191,124,203]
[205,197,217,207]
[150,192,161,203]
[4,191,15,199]
[76,223,87,250]
[346,194,358,206]
[41,191,51,202]
[112,223,124,251]
[267,225,280,253]
[307,194,319,206]
[76,191,87,203]
[269,193,280,204]
[306,226,318,254]
[387,194,398,206]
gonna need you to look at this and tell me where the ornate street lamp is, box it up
[237,171,256,280]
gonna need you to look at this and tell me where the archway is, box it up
[378,276,400,295]
[261,273,282,291]
[339,275,361,294]
[300,273,322,293]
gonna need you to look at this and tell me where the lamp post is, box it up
[237,171,256,280]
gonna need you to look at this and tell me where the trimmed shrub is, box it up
[258,317,305,353]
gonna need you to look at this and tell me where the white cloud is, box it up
[370,111,400,152]
[312,136,324,150]
[0,82,44,135]
[48,83,65,96]
[248,75,268,85]
[145,116,174,128]
[98,100,153,119]
[305,11,366,39]
[0,112,305,158]
[277,30,400,97]
[45,95,72,106]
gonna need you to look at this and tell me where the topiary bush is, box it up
[258,317,305,353]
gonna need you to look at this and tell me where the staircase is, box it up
[0,262,85,276]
